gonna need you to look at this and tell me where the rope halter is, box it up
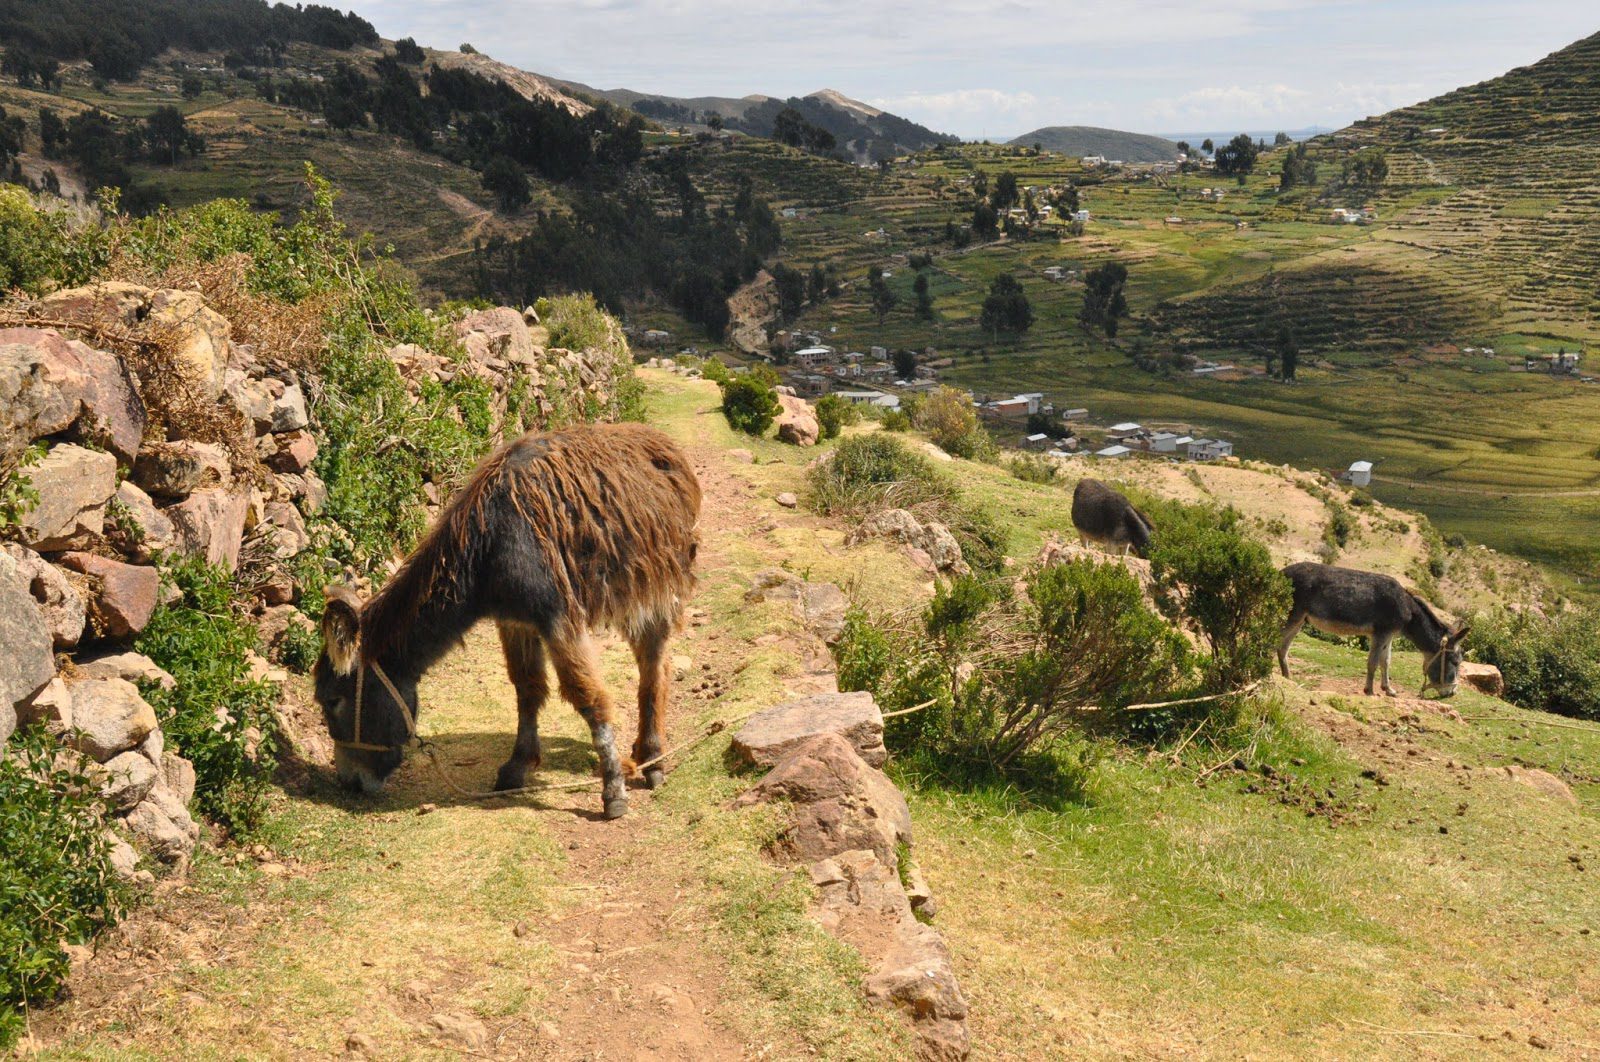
[334,660,420,754]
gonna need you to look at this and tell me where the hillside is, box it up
[1010,124,1179,162]
[557,80,958,162]
[23,368,1600,1056]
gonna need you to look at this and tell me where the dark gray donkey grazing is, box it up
[1278,561,1469,697]
[1071,478,1154,557]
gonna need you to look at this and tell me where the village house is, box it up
[1345,460,1373,487]
[1527,351,1582,374]
[792,345,834,369]
[1149,432,1180,453]
[1187,438,1234,461]
[1061,407,1088,421]
[1106,421,1146,442]
[641,329,672,347]
[835,390,901,410]
[1022,433,1051,450]
[1095,445,1132,459]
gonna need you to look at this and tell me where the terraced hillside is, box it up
[1010,125,1179,162]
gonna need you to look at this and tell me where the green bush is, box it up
[1,729,124,1045]
[880,409,910,432]
[1469,607,1600,721]
[1148,507,1292,692]
[135,558,280,838]
[835,562,1187,790]
[720,374,781,436]
[0,186,71,295]
[1008,453,1059,484]
[813,393,858,440]
[914,386,996,461]
[699,357,730,385]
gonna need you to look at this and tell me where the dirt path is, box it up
[28,404,819,1059]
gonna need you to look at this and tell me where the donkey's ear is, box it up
[1449,625,1471,645]
[321,587,363,675]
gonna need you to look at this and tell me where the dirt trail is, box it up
[29,414,818,1059]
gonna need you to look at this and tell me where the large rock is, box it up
[735,732,911,866]
[264,430,317,474]
[0,550,56,743]
[161,751,197,807]
[743,569,851,644]
[40,282,232,401]
[269,383,309,433]
[848,509,968,576]
[109,481,177,561]
[124,781,200,863]
[2,543,86,649]
[1502,765,1578,806]
[166,487,250,571]
[775,393,820,446]
[18,677,73,733]
[68,677,159,762]
[812,850,970,1060]
[1459,661,1504,697]
[456,307,538,367]
[223,370,278,433]
[15,443,116,551]
[133,440,231,498]
[74,650,176,690]
[58,552,161,639]
[0,327,146,463]
[99,749,159,810]
[262,501,310,558]
[732,691,887,769]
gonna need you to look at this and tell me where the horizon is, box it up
[357,1,1597,138]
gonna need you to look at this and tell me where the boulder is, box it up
[455,307,537,367]
[145,288,233,399]
[133,440,231,498]
[0,327,146,463]
[2,543,86,649]
[58,552,160,639]
[125,781,200,863]
[0,550,56,741]
[257,603,316,651]
[74,650,176,690]
[264,430,317,473]
[161,752,197,807]
[18,677,73,733]
[735,733,911,865]
[223,371,278,432]
[99,750,159,810]
[1459,661,1504,697]
[166,487,250,571]
[15,443,117,551]
[104,829,151,885]
[775,394,820,446]
[775,491,798,508]
[137,725,164,766]
[68,677,158,762]
[849,508,968,577]
[732,691,887,769]
[1502,765,1578,806]
[109,481,177,560]
[262,501,310,558]
[269,383,309,433]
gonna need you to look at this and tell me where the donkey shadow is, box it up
[287,730,640,821]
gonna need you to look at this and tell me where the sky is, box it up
[358,1,1599,139]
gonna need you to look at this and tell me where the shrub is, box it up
[1,728,123,1045]
[0,185,70,294]
[880,409,910,432]
[806,433,952,517]
[1008,453,1058,484]
[813,393,858,440]
[836,562,1187,787]
[720,374,781,435]
[915,386,995,461]
[700,357,730,385]
[1469,607,1600,721]
[1148,508,1292,692]
[135,558,280,837]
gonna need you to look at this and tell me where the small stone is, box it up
[345,1031,377,1054]
[775,491,798,508]
[427,1012,489,1051]
[417,803,438,816]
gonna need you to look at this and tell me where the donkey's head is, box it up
[313,587,417,794]
[1422,625,1471,697]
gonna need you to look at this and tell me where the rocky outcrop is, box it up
[15,443,117,551]
[743,569,850,644]
[775,393,820,446]
[1,550,56,745]
[847,508,968,577]
[1459,661,1504,697]
[733,694,969,1058]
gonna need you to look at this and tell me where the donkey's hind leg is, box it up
[548,625,628,820]
[629,615,673,790]
[495,621,549,792]
[1278,610,1307,678]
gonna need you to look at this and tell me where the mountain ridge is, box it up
[1008,125,1178,162]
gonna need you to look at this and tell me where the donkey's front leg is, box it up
[1374,632,1399,697]
[496,623,548,792]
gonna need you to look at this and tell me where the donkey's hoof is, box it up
[644,766,666,790]
[603,796,630,820]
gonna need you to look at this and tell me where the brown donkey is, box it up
[312,422,701,819]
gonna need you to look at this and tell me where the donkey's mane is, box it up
[358,446,511,664]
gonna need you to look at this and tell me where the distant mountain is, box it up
[556,81,957,163]
[1008,126,1178,162]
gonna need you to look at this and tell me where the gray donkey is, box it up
[1278,561,1469,697]
[1072,478,1154,557]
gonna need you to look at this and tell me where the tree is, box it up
[916,386,992,459]
[814,394,858,439]
[1274,131,1290,146]
[1343,147,1388,189]
[913,271,934,321]
[181,74,204,100]
[971,201,999,240]
[1278,141,1317,191]
[1213,133,1259,177]
[0,107,24,172]
[394,37,426,63]
[481,155,530,211]
[1276,325,1299,381]
[144,106,201,164]
[991,171,1019,211]
[705,112,724,131]
[1078,262,1128,338]
[771,262,806,322]
[893,347,919,380]
[807,263,827,304]
[979,273,1033,340]
[1201,138,1214,155]
[1176,140,1190,156]
[38,107,64,157]
[719,375,781,436]
[1056,183,1080,216]
[868,266,897,324]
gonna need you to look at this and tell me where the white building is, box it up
[1347,460,1373,487]
[1095,445,1132,459]
[1187,438,1234,461]
[793,345,833,368]
[1149,432,1180,453]
[1106,421,1144,441]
